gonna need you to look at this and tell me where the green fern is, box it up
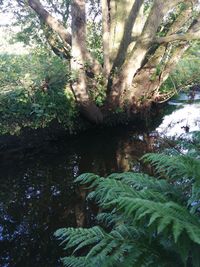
[113,197,200,243]
[107,172,183,202]
[142,153,200,181]
[55,152,200,267]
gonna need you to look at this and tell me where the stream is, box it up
[0,91,200,267]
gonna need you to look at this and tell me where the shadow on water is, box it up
[0,90,200,267]
[0,128,160,267]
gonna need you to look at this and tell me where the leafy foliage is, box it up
[86,21,103,64]
[55,151,200,267]
[0,49,77,134]
[161,41,200,94]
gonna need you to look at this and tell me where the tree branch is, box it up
[42,26,71,59]
[28,0,72,46]
[28,0,103,75]
[155,31,200,44]
[137,14,200,45]
[111,0,144,71]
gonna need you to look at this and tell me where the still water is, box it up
[0,92,200,267]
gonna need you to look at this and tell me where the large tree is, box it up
[2,0,200,123]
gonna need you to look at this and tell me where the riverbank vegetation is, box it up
[0,49,77,135]
[1,0,200,131]
[55,132,200,267]
[1,42,200,135]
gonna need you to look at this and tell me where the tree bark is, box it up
[42,26,71,59]
[70,0,103,123]
[28,0,103,123]
[111,0,145,71]
[155,31,200,44]
[101,0,111,77]
[125,4,197,107]
[28,0,102,75]
[28,0,72,46]
[107,0,196,109]
[108,0,144,65]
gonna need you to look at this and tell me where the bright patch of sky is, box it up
[0,11,30,54]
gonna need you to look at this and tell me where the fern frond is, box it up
[92,179,168,208]
[56,150,200,267]
[107,172,182,199]
[188,184,200,214]
[74,173,101,188]
[54,226,106,252]
[96,212,120,227]
[114,197,200,244]
[108,172,167,189]
[61,256,91,267]
[93,179,142,204]
[142,153,200,181]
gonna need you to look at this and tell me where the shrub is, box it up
[0,49,77,134]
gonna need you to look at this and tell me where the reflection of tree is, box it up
[74,186,87,227]
[0,128,163,266]
[0,162,80,267]
[116,133,157,172]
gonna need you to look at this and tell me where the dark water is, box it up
[0,92,200,267]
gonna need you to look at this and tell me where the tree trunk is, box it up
[70,0,103,123]
[28,0,72,46]
[107,0,184,109]
[26,0,200,124]
[107,0,199,112]
[111,0,145,71]
[125,3,194,109]
[101,0,111,78]
[28,0,103,123]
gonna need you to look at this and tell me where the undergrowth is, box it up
[0,49,77,135]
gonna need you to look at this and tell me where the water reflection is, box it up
[0,92,200,266]
[0,129,159,266]
[0,164,79,267]
[157,92,200,138]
